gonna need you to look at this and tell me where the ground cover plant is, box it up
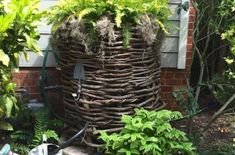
[99,109,195,155]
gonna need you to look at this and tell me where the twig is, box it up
[203,93,235,132]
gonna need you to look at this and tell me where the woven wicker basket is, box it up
[53,23,165,147]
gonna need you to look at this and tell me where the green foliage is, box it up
[31,109,59,147]
[194,0,235,108]
[11,143,30,155]
[0,0,43,131]
[49,0,171,30]
[99,109,195,155]
[173,88,198,117]
[207,75,235,106]
[11,108,60,150]
[219,0,235,81]
[48,0,171,48]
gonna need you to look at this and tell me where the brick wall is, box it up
[13,68,60,101]
[13,1,196,108]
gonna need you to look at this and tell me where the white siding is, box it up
[19,0,189,68]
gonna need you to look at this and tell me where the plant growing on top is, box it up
[0,0,43,131]
[99,109,195,155]
[48,0,171,53]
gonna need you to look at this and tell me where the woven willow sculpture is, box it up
[52,16,165,146]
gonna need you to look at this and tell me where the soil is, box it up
[174,109,235,152]
[193,112,235,149]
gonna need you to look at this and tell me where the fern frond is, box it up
[156,19,169,35]
[43,130,59,141]
[76,8,96,21]
[32,132,43,147]
[11,143,30,155]
[11,130,32,143]
[33,109,49,135]
[122,24,131,48]
[115,9,124,28]
[32,130,59,147]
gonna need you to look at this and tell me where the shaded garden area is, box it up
[0,0,235,154]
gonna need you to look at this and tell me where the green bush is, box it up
[0,0,43,131]
[99,109,196,155]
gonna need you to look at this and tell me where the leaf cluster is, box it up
[48,0,171,33]
[99,109,195,155]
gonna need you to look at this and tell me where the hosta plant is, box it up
[99,109,196,155]
[0,0,43,131]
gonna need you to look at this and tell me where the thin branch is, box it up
[205,44,229,60]
[203,93,235,132]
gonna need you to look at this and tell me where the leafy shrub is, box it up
[0,0,43,131]
[99,109,195,155]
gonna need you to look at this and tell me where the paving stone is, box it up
[63,146,89,155]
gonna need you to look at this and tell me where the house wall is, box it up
[13,0,196,108]
[161,4,195,108]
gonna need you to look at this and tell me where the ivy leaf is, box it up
[0,50,10,66]
[0,121,13,131]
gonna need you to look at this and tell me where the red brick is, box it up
[187,44,193,51]
[181,79,188,85]
[28,93,41,101]
[161,72,174,79]
[189,16,195,23]
[30,71,40,79]
[188,29,194,37]
[190,7,196,15]
[186,51,193,59]
[186,58,192,66]
[13,72,30,79]
[160,79,165,85]
[174,73,186,79]
[187,37,193,44]
[188,22,195,30]
[161,86,173,92]
[165,79,182,85]
[20,78,39,87]
[29,87,40,94]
